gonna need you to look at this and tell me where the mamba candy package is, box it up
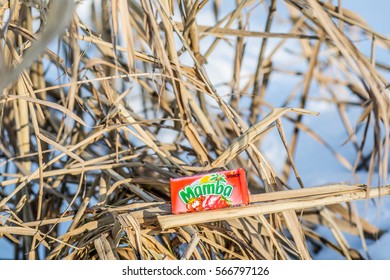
[170,168,249,214]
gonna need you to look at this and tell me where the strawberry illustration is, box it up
[203,195,231,210]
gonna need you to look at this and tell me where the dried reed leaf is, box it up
[117,213,144,259]
[209,108,318,168]
[94,234,119,260]
[1,0,389,261]
[158,185,390,229]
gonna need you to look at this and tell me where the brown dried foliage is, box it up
[0,0,389,260]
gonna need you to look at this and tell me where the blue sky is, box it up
[343,1,390,35]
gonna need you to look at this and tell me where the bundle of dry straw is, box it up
[0,0,389,260]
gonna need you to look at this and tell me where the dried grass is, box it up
[0,0,389,260]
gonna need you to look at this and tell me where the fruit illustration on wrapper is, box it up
[186,196,206,212]
[202,194,231,210]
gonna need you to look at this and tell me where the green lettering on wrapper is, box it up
[202,183,215,194]
[178,174,234,204]
[179,187,195,203]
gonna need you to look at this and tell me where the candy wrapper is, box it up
[170,168,249,214]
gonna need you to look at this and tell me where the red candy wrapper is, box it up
[170,168,249,214]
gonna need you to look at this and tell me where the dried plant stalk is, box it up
[0,0,389,260]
